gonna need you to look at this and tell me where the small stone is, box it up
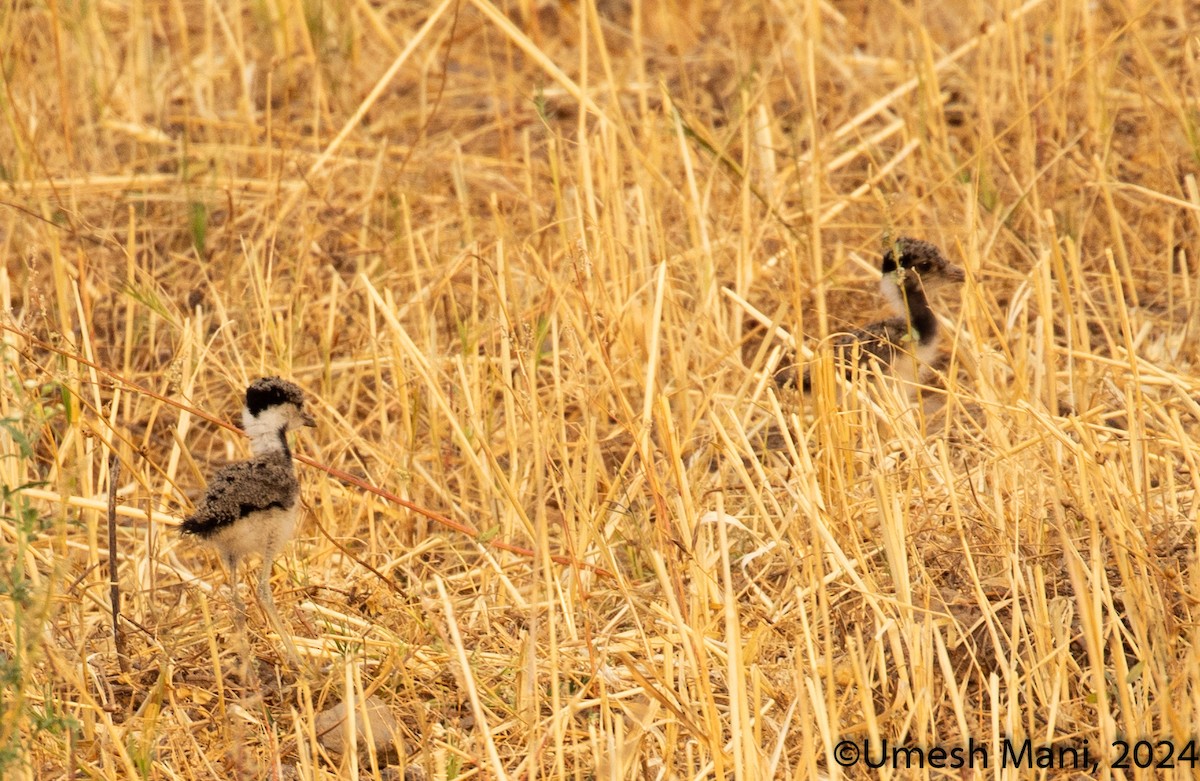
[314,694,401,757]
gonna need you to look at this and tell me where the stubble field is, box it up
[3,0,1200,778]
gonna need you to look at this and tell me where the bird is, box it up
[181,376,316,664]
[774,237,965,391]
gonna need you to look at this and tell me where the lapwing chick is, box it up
[182,376,316,664]
[775,237,965,391]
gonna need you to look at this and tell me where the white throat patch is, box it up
[243,405,293,454]
[880,271,908,316]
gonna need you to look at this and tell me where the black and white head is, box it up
[243,377,317,435]
[879,237,965,304]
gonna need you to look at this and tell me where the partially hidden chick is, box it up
[775,237,965,391]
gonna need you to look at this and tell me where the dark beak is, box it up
[944,263,966,283]
[301,411,317,428]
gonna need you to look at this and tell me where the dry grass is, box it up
[3,0,1200,777]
